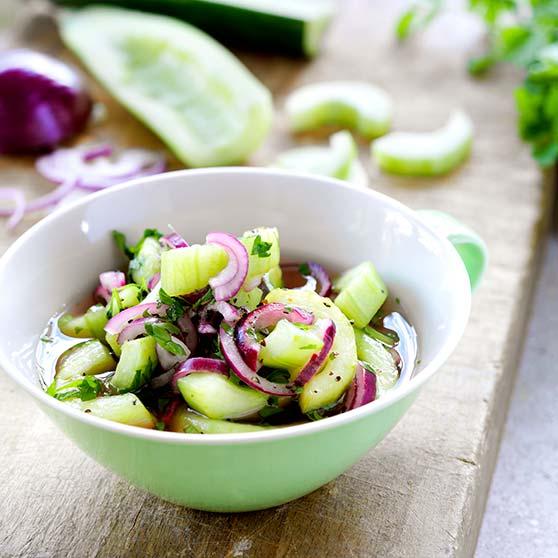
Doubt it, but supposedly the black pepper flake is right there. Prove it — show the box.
[84,409,92,413]
[335,376,341,382]
[132,400,137,406]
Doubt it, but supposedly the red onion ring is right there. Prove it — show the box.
[147,273,160,291]
[161,231,188,249]
[234,303,314,371]
[243,275,262,291]
[117,316,161,345]
[94,285,111,304]
[206,232,248,301]
[99,270,126,292]
[0,188,25,230]
[83,144,112,161]
[294,319,336,386]
[178,314,198,353]
[198,320,217,335]
[344,363,376,411]
[220,328,295,396]
[306,262,332,297]
[207,301,241,323]
[156,337,190,371]
[104,302,168,335]
[172,357,229,392]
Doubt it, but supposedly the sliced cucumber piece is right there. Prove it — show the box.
[160,244,228,296]
[230,287,263,311]
[354,328,399,392]
[265,289,357,413]
[57,340,116,382]
[72,393,155,428]
[372,110,473,176]
[58,313,92,338]
[106,284,143,318]
[170,407,269,434]
[240,227,280,283]
[273,130,357,181]
[60,7,273,167]
[177,373,267,420]
[334,261,388,328]
[111,336,157,392]
[83,305,108,340]
[130,236,162,286]
[55,0,334,57]
[105,332,122,357]
[286,81,393,139]
[263,266,283,291]
[260,319,324,373]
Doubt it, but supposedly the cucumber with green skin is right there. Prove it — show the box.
[170,407,269,434]
[240,227,280,284]
[130,237,161,286]
[56,340,116,382]
[265,289,357,413]
[111,336,157,392]
[55,0,334,57]
[70,393,155,428]
[58,313,92,338]
[60,6,273,167]
[177,373,268,420]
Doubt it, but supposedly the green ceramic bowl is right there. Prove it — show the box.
[0,168,471,512]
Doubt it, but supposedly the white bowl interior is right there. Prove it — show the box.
[0,169,470,398]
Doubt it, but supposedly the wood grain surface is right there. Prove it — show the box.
[0,2,553,557]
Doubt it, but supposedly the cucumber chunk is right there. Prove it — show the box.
[130,236,162,286]
[265,289,357,413]
[57,340,116,382]
[55,0,335,58]
[60,7,273,167]
[230,287,263,311]
[285,81,393,139]
[105,332,122,357]
[160,244,228,296]
[371,110,473,176]
[273,130,357,181]
[177,373,267,420]
[72,394,155,428]
[259,319,324,373]
[240,227,280,283]
[334,262,388,328]
[263,266,283,291]
[107,284,143,318]
[58,313,92,338]
[170,407,269,434]
[83,305,108,340]
[111,336,157,392]
[354,328,399,392]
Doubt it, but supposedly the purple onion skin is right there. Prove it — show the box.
[0,50,92,154]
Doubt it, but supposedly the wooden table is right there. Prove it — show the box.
[0,2,553,557]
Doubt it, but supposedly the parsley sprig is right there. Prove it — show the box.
[47,376,103,402]
[251,235,273,258]
[145,321,187,356]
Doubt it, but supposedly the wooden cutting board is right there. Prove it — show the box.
[0,1,553,557]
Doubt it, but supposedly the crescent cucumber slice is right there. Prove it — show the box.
[372,110,473,176]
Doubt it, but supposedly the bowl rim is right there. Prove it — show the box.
[0,167,471,445]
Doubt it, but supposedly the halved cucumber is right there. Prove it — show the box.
[130,236,161,286]
[333,262,388,328]
[259,319,324,372]
[170,407,269,434]
[230,287,263,311]
[372,110,473,176]
[160,244,228,296]
[273,130,358,181]
[58,313,92,338]
[177,373,267,420]
[285,81,393,139]
[72,393,155,428]
[354,328,399,392]
[265,289,357,413]
[240,227,280,283]
[56,340,116,382]
[83,305,108,340]
[60,6,273,167]
[111,336,157,392]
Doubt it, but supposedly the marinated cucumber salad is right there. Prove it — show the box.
[38,227,417,434]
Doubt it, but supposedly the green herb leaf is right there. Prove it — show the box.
[298,262,311,276]
[298,344,319,351]
[251,235,272,258]
[159,288,186,321]
[112,228,163,260]
[191,288,215,310]
[145,322,186,356]
[47,376,103,402]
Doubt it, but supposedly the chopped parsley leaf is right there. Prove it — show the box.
[47,376,103,402]
[251,235,272,258]
[145,322,186,356]
[159,288,186,321]
[298,262,311,276]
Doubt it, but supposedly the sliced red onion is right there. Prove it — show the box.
[178,314,198,353]
[104,302,168,335]
[160,397,181,425]
[161,231,188,249]
[207,301,241,324]
[243,275,262,291]
[198,319,217,335]
[294,319,336,386]
[36,145,166,190]
[156,337,190,371]
[307,262,332,297]
[234,303,314,371]
[0,188,25,230]
[172,357,229,392]
[99,270,126,292]
[220,328,295,396]
[117,317,161,345]
[344,363,376,411]
[148,273,160,291]
[94,285,111,304]
[206,232,248,301]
